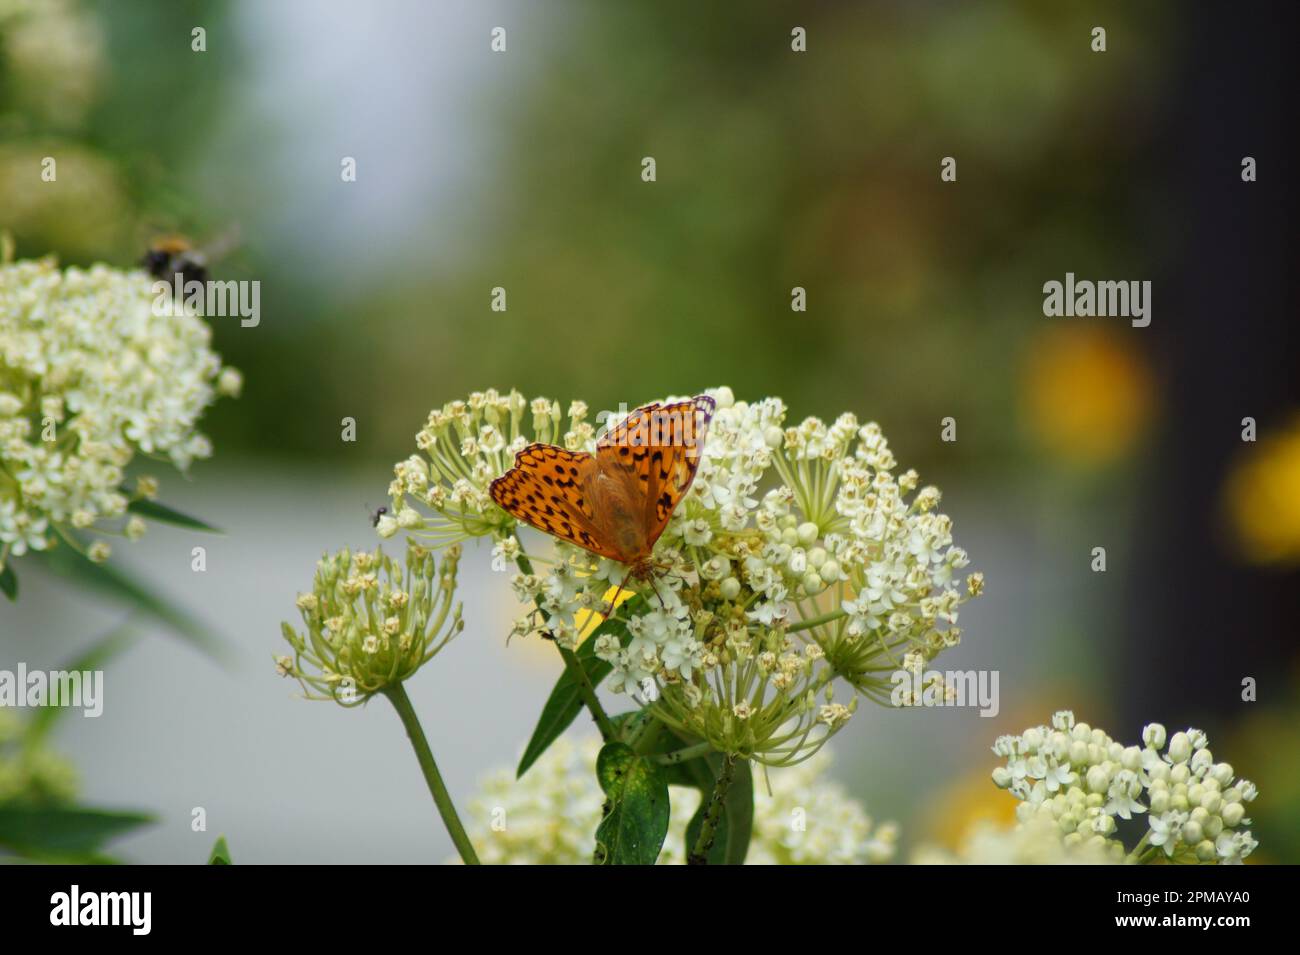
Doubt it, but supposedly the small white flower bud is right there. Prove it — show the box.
[1142,723,1167,749]
[719,577,741,600]
[1120,746,1142,771]
[700,555,730,580]
[1220,801,1245,827]
[1149,789,1170,814]
[1086,765,1109,793]
[796,521,819,545]
[1167,731,1192,763]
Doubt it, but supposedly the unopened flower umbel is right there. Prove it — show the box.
[278,541,464,705]
[992,711,1258,864]
[0,258,238,564]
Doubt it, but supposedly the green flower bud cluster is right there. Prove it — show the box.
[277,540,463,705]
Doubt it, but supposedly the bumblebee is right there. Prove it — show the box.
[142,235,209,288]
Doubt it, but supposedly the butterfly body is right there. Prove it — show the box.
[490,395,715,580]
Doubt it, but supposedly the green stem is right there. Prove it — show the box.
[382,683,480,865]
[558,642,617,740]
[1125,831,1155,865]
[786,608,846,634]
[654,741,712,765]
[628,713,664,755]
[687,753,737,865]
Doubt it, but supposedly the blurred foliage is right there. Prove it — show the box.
[0,709,153,863]
[1227,673,1300,864]
[3,0,1171,472]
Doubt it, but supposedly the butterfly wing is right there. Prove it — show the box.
[489,444,623,560]
[596,395,715,549]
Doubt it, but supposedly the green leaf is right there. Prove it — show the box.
[27,622,138,744]
[125,493,221,533]
[0,561,15,600]
[34,537,226,661]
[0,806,154,858]
[683,757,754,865]
[592,742,669,866]
[207,835,233,864]
[516,597,645,778]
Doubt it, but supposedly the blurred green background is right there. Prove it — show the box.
[3,0,1297,862]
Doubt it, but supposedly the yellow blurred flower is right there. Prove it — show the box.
[917,766,1020,851]
[1224,412,1300,564]
[1022,326,1155,467]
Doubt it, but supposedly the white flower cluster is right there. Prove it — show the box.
[522,391,978,762]
[388,386,980,765]
[913,816,1120,865]
[459,737,896,866]
[992,711,1258,864]
[385,388,594,546]
[517,391,979,654]
[0,259,239,561]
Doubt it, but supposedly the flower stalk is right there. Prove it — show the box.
[688,753,738,865]
[382,683,480,865]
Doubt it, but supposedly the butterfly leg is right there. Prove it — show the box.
[648,575,667,608]
[600,566,635,621]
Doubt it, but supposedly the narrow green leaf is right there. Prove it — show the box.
[125,494,221,533]
[207,835,233,864]
[592,742,670,866]
[0,806,154,856]
[33,539,226,661]
[684,757,754,865]
[516,597,645,778]
[27,622,138,744]
[0,561,15,600]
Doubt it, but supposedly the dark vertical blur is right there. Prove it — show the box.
[1122,4,1299,723]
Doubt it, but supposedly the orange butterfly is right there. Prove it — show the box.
[490,395,716,585]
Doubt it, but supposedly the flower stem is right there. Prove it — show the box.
[382,683,480,865]
[687,753,737,865]
[558,642,617,740]
[786,607,846,634]
[655,741,712,765]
